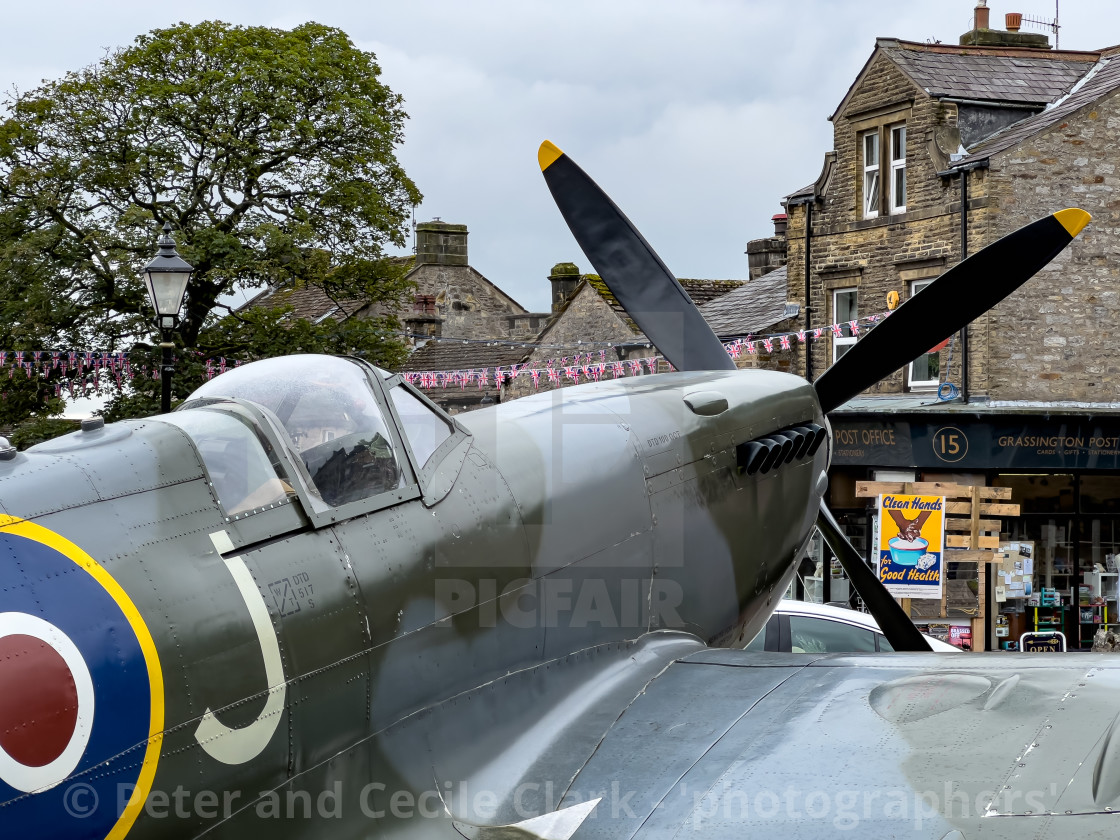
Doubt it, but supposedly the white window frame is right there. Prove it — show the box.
[890,124,906,214]
[833,288,858,364]
[862,130,880,219]
[907,279,940,388]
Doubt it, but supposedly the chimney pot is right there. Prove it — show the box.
[975,1,990,31]
[1006,12,1023,32]
[771,213,788,237]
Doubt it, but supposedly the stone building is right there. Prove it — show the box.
[746,213,789,280]
[504,271,748,400]
[239,263,409,328]
[398,223,797,408]
[392,227,769,410]
[768,16,1120,400]
[403,221,549,345]
[241,220,547,343]
[396,221,552,411]
[400,246,793,409]
[696,265,800,373]
[761,7,1120,648]
[242,218,792,412]
[242,220,553,412]
[781,25,1108,393]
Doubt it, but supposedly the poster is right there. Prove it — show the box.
[877,494,945,599]
[996,542,1034,599]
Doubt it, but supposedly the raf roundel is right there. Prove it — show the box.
[0,516,163,839]
[0,613,96,792]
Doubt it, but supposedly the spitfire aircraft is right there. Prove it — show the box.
[0,140,1111,839]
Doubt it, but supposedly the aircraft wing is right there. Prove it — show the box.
[384,637,1120,839]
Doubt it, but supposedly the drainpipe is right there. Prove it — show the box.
[940,159,990,396]
[804,201,814,383]
[959,169,970,403]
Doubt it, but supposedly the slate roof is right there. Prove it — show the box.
[240,283,368,323]
[786,182,816,202]
[680,278,744,305]
[880,39,1096,105]
[831,39,1101,122]
[584,276,744,328]
[399,340,529,373]
[696,266,797,338]
[238,256,416,322]
[950,54,1120,168]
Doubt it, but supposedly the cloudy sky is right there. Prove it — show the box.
[4,1,1118,312]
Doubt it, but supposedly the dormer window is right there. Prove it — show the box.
[861,122,907,219]
[890,124,907,213]
[862,130,880,219]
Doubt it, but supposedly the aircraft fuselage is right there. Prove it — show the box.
[0,362,827,838]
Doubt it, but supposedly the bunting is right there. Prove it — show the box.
[0,309,896,403]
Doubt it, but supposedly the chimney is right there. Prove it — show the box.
[548,262,581,311]
[746,213,789,281]
[960,4,1050,48]
[415,220,468,266]
[974,1,989,31]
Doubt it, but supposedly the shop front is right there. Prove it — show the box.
[828,407,1120,651]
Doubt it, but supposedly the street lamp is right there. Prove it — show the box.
[142,222,194,413]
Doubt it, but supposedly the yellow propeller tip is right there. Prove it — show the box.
[1055,208,1091,237]
[538,140,564,171]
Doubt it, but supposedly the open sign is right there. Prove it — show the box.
[1020,631,1066,652]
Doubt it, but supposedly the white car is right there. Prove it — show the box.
[744,599,960,653]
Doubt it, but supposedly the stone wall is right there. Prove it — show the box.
[404,220,530,344]
[747,236,787,280]
[415,221,468,266]
[505,281,653,400]
[783,52,997,396]
[984,89,1120,400]
[780,47,1120,404]
[829,54,959,216]
[728,313,802,373]
[409,263,527,341]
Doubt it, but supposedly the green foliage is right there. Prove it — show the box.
[0,20,421,424]
[8,416,76,450]
[207,309,411,369]
[0,371,63,426]
[99,304,412,421]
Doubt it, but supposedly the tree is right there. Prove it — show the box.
[0,20,421,426]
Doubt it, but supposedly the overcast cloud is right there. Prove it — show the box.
[5,1,1120,312]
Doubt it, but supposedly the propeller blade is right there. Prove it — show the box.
[813,208,1091,413]
[539,141,736,372]
[815,502,932,652]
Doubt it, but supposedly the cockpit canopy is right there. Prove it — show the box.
[179,355,453,514]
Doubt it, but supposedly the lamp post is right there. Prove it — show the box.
[141,222,194,413]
